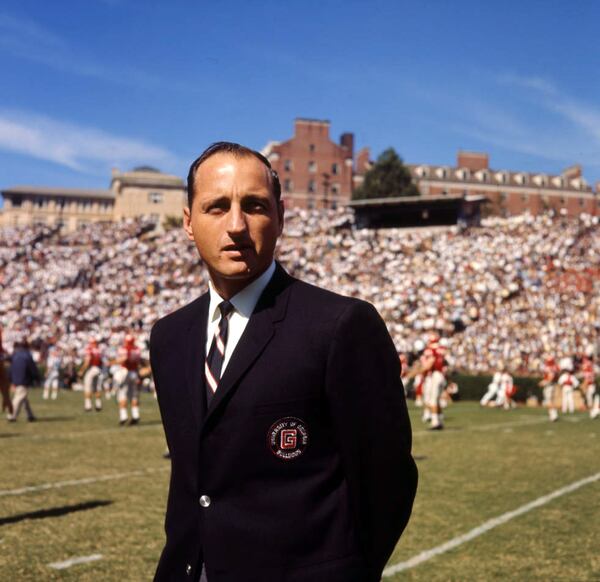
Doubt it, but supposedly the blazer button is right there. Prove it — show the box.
[199,494,211,507]
[185,564,192,575]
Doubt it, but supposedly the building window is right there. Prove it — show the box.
[442,190,448,196]
[500,192,508,202]
[309,144,315,153]
[331,184,340,196]
[149,191,163,204]
[284,179,293,192]
[11,195,22,207]
[308,161,317,173]
[284,159,292,171]
[579,198,585,207]
[331,163,339,175]
[521,193,528,202]
[308,180,316,193]
[307,198,315,209]
[560,197,566,206]
[331,200,338,210]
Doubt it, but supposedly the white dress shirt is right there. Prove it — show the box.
[206,261,276,377]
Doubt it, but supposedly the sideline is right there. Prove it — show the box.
[6,423,163,441]
[383,471,600,577]
[48,554,103,570]
[0,466,169,497]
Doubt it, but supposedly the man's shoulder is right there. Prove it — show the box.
[150,294,207,343]
[288,276,376,320]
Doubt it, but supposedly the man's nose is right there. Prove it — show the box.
[226,205,247,235]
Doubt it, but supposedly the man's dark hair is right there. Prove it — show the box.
[186,141,281,208]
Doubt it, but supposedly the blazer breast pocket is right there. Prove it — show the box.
[253,397,322,417]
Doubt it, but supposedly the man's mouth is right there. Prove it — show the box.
[222,244,253,252]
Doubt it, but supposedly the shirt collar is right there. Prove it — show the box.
[208,261,276,323]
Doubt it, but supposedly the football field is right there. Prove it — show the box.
[1,390,598,581]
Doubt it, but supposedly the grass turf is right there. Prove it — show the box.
[0,391,598,580]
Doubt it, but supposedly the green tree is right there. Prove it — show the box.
[353,148,419,200]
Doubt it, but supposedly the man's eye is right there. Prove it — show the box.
[245,201,267,212]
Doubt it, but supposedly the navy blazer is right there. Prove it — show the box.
[150,263,417,582]
[9,348,40,387]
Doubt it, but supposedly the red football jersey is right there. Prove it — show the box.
[85,345,102,367]
[119,346,141,371]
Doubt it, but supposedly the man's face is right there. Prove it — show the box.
[183,153,284,298]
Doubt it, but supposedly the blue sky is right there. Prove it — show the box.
[1,0,600,198]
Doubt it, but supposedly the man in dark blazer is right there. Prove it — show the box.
[151,142,417,582]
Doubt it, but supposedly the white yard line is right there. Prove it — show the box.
[48,554,103,570]
[469,417,547,432]
[383,471,600,577]
[413,416,546,436]
[0,466,169,497]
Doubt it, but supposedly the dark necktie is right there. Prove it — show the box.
[205,300,234,403]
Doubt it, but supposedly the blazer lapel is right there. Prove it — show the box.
[202,264,293,428]
[185,292,210,426]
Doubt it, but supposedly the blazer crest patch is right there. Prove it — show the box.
[268,417,309,460]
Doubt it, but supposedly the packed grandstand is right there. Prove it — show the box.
[1,209,598,375]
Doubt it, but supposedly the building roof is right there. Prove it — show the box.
[1,185,114,199]
[408,163,593,193]
[295,117,331,125]
[111,167,185,189]
[348,194,465,207]
[132,165,161,173]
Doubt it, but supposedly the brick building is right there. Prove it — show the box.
[262,118,365,210]
[409,151,599,217]
[0,167,186,232]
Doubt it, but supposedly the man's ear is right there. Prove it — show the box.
[277,200,285,236]
[183,206,194,241]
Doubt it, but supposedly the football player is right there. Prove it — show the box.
[539,356,559,422]
[558,357,579,415]
[80,338,104,412]
[115,334,142,425]
[43,344,62,400]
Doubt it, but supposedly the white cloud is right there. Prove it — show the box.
[549,100,600,144]
[497,73,557,96]
[447,73,600,171]
[0,12,164,89]
[498,72,600,145]
[0,110,179,174]
[0,13,69,67]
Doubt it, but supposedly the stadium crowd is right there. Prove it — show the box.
[1,209,598,379]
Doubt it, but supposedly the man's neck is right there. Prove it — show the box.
[209,262,275,301]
